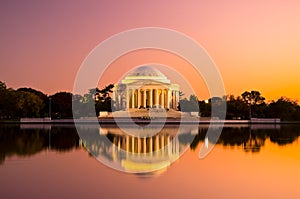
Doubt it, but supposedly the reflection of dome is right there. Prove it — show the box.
[126,66,166,77]
[121,159,170,173]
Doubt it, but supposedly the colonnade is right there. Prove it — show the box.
[126,88,179,109]
[112,134,180,156]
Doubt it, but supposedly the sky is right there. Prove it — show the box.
[1,0,300,101]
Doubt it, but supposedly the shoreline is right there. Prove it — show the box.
[1,118,300,124]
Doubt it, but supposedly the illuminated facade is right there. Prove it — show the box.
[112,66,180,110]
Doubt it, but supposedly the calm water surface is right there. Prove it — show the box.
[0,124,300,199]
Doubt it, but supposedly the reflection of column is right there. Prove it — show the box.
[161,89,165,108]
[176,137,179,154]
[126,136,129,153]
[155,89,159,108]
[167,135,171,156]
[131,137,135,153]
[131,89,135,108]
[150,89,153,107]
[161,135,164,148]
[149,137,153,153]
[112,137,116,159]
[138,89,141,108]
[143,90,146,107]
[118,138,121,150]
[143,138,147,154]
[137,137,141,154]
[155,136,159,151]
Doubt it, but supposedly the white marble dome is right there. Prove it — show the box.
[122,66,170,84]
[126,66,165,77]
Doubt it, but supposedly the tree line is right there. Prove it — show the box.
[180,90,300,121]
[0,81,113,119]
[1,80,300,121]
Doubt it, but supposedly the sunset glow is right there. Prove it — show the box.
[1,0,300,101]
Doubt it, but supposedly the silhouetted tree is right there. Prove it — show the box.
[268,97,299,121]
[226,95,248,119]
[242,91,265,119]
[50,92,73,119]
[0,81,18,119]
[17,87,48,117]
[198,100,211,117]
[15,91,44,118]
[95,84,114,114]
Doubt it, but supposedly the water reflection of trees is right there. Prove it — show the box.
[191,125,300,153]
[1,124,300,165]
[0,125,80,165]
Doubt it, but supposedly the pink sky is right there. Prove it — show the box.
[1,0,300,101]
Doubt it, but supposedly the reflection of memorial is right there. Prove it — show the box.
[80,125,196,173]
[110,133,179,154]
[110,133,180,172]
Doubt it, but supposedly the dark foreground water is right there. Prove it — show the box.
[0,124,300,199]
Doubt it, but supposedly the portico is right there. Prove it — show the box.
[127,87,178,109]
[113,66,180,110]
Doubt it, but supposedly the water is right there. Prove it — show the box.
[0,124,300,199]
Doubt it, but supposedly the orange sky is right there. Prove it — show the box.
[1,0,300,101]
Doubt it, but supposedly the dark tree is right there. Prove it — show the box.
[0,82,18,119]
[95,84,115,114]
[242,91,265,119]
[50,92,73,119]
[268,97,299,121]
[15,91,44,118]
[17,87,48,117]
[226,95,248,119]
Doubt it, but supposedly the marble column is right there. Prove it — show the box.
[143,89,146,107]
[167,89,170,109]
[177,91,180,109]
[150,89,153,107]
[126,89,130,109]
[161,89,165,108]
[131,89,135,108]
[138,89,141,108]
[155,89,159,108]
[174,91,176,109]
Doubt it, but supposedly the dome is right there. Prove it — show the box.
[126,66,166,77]
[122,66,170,84]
